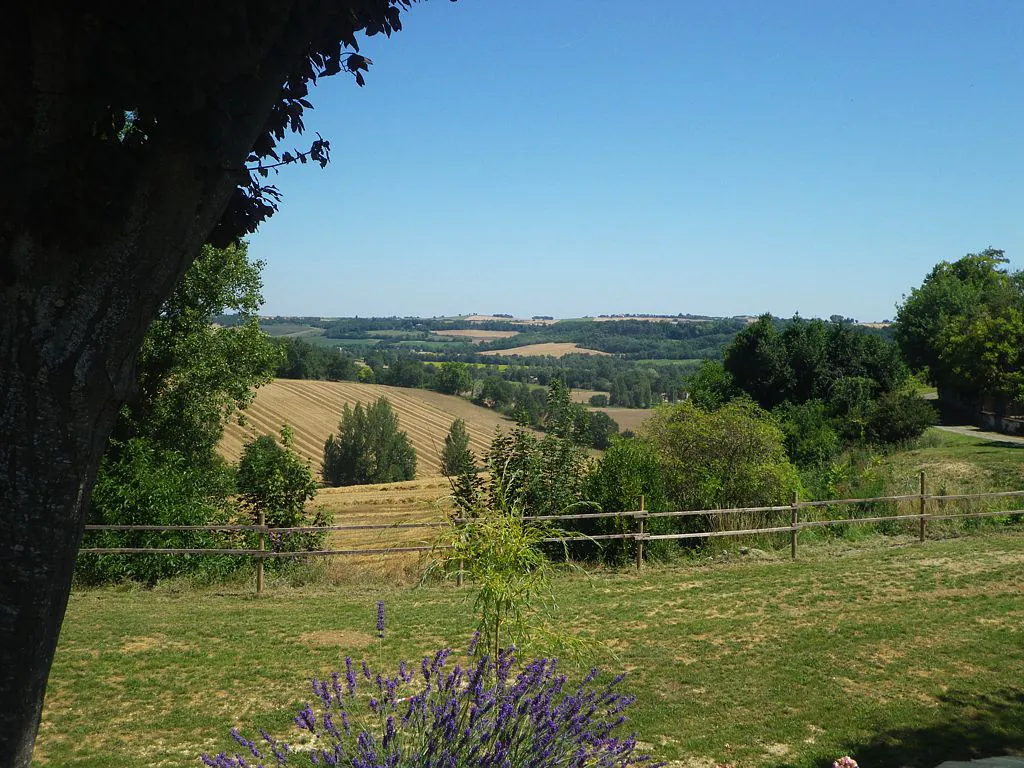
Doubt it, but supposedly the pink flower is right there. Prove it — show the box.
[833,757,859,768]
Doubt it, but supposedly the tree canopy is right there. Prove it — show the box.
[322,398,417,486]
[895,248,1024,401]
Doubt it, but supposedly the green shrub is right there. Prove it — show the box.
[77,438,244,585]
[237,426,324,553]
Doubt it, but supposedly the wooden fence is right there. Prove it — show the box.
[80,471,1024,593]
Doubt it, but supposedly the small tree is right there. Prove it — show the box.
[237,426,324,552]
[440,419,475,477]
[322,398,417,486]
[435,362,473,395]
[588,411,619,450]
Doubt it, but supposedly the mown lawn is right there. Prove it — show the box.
[36,531,1024,767]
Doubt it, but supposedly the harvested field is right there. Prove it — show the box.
[464,314,556,325]
[479,343,610,358]
[570,389,607,404]
[311,477,453,582]
[592,315,708,323]
[596,407,655,433]
[220,379,523,476]
[431,329,520,343]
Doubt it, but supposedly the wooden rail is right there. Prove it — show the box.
[81,473,1024,593]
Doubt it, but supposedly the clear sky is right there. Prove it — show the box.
[249,0,1024,321]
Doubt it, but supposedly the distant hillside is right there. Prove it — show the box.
[220,379,527,477]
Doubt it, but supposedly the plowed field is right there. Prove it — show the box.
[219,379,520,476]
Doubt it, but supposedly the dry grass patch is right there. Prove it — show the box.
[479,342,610,358]
[431,329,520,343]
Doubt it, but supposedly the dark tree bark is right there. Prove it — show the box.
[0,154,239,766]
[0,3,416,762]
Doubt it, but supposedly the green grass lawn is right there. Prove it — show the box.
[36,531,1024,767]
[877,429,1024,495]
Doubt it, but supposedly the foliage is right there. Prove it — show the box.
[589,393,610,407]
[589,411,620,450]
[643,399,800,511]
[772,400,840,468]
[322,398,417,486]
[237,427,324,552]
[482,426,591,520]
[685,360,738,411]
[894,248,1021,398]
[440,419,474,477]
[202,640,654,768]
[610,370,656,408]
[82,243,280,584]
[434,485,566,657]
[273,337,358,381]
[723,314,933,451]
[76,439,242,585]
[113,242,281,465]
[864,390,937,445]
[543,379,592,446]
[433,361,473,395]
[724,314,908,412]
[582,437,671,563]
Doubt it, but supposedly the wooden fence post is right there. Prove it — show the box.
[790,489,799,560]
[256,510,265,595]
[919,470,927,543]
[635,495,646,570]
[456,518,464,588]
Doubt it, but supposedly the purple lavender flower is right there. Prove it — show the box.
[344,656,356,695]
[205,636,660,768]
[376,600,386,638]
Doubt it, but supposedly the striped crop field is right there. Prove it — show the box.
[219,379,523,477]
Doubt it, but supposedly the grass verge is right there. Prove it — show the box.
[38,530,1024,767]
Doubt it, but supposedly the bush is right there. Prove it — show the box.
[774,399,840,467]
[865,390,937,445]
[78,438,244,585]
[644,398,801,512]
[237,426,325,552]
[588,410,620,450]
[583,437,673,563]
[589,393,609,407]
[202,636,657,768]
[322,397,417,486]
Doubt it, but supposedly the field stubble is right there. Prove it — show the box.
[220,379,527,477]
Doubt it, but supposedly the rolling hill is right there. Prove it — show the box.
[219,379,524,477]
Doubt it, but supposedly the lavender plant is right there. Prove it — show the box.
[201,635,658,768]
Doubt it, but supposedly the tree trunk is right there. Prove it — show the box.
[0,157,237,766]
[0,5,380,761]
[0,313,124,767]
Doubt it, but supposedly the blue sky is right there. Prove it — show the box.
[250,1,1024,321]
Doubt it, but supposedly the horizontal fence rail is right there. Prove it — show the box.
[80,472,1024,592]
